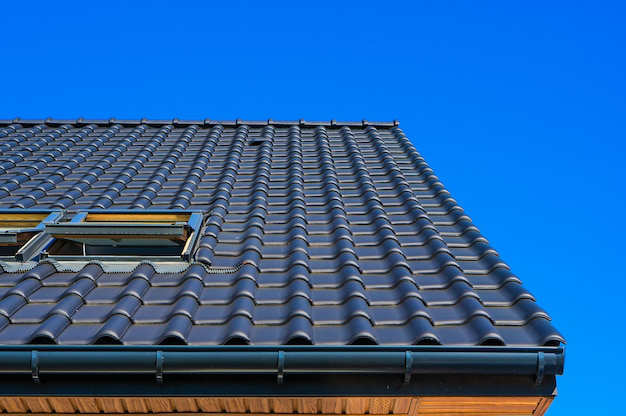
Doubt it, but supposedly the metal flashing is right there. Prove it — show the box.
[0,259,245,274]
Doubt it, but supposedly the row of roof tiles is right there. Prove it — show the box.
[0,263,557,346]
[0,121,564,347]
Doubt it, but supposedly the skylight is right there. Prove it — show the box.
[40,210,203,262]
[0,210,63,261]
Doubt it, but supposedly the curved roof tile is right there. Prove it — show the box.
[0,120,564,346]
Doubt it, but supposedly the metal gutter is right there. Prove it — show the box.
[0,345,564,380]
[0,346,564,397]
[0,118,400,128]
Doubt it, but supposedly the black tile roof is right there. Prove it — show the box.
[0,119,564,346]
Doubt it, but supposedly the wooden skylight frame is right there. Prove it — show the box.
[40,210,203,262]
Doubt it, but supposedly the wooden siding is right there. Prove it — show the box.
[0,397,554,416]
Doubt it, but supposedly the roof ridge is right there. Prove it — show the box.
[0,118,400,128]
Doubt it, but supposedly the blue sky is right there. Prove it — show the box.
[1,1,625,413]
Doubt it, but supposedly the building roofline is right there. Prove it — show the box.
[0,118,400,128]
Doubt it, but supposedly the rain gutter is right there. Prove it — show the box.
[0,345,564,386]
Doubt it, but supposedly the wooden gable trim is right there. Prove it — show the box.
[533,397,554,416]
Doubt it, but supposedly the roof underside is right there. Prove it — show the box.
[0,396,555,416]
[0,120,564,346]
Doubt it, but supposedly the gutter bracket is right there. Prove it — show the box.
[31,350,40,385]
[404,351,413,385]
[156,350,164,385]
[277,350,284,385]
[534,351,545,386]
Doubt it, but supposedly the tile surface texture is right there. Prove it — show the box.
[0,120,564,346]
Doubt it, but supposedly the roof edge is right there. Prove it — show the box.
[0,118,400,128]
[0,345,565,376]
[0,346,563,397]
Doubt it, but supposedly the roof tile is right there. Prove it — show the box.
[0,120,564,346]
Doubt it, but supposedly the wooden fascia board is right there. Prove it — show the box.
[0,396,555,415]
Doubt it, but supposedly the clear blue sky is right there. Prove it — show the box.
[1,1,624,414]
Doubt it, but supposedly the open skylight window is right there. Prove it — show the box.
[0,210,63,261]
[41,210,203,262]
